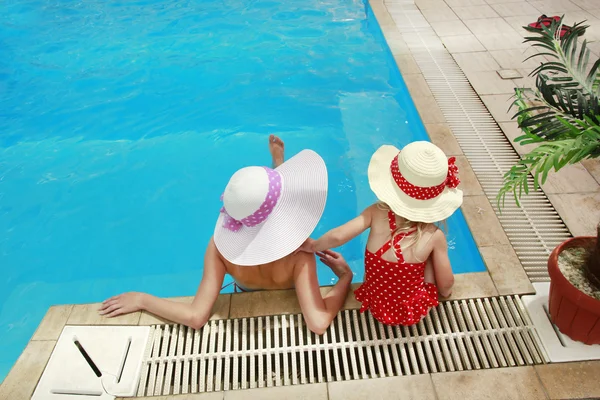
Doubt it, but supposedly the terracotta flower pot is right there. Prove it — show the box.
[548,236,600,344]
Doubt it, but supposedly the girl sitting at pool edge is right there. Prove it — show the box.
[99,135,352,335]
[300,141,459,326]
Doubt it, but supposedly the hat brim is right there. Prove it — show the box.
[214,149,328,266]
[368,145,463,223]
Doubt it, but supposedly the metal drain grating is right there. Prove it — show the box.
[383,2,573,281]
[136,296,546,396]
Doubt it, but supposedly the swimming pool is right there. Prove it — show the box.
[0,0,486,382]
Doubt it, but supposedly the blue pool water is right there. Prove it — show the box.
[0,0,486,382]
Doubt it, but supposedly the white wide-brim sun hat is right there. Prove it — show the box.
[368,142,463,223]
[214,149,327,266]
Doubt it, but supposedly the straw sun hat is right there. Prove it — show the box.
[214,149,327,266]
[368,141,463,223]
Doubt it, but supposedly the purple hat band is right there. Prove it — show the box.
[220,167,282,232]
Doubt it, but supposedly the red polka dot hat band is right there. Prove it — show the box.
[390,154,460,201]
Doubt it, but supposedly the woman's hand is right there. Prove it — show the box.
[98,292,146,318]
[317,249,352,279]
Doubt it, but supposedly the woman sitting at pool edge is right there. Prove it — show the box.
[99,135,353,335]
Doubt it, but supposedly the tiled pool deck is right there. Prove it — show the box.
[2,0,600,398]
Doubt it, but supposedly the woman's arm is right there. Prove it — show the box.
[293,250,352,335]
[303,205,375,253]
[430,230,454,298]
[99,238,226,329]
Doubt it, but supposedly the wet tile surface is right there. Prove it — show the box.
[328,375,437,400]
[449,271,499,299]
[67,303,141,325]
[413,96,446,123]
[479,244,534,295]
[454,156,484,196]
[0,341,56,400]
[535,361,600,400]
[425,123,463,156]
[32,305,73,341]
[431,367,547,400]
[229,289,302,319]
[547,192,600,237]
[461,196,511,247]
[404,73,433,97]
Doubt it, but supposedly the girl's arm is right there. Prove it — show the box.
[430,230,454,297]
[99,238,226,329]
[303,204,376,253]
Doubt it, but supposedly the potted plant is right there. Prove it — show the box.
[497,17,600,344]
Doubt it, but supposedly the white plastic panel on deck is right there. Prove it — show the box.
[32,325,150,400]
[522,283,600,363]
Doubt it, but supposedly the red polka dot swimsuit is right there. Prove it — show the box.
[354,211,439,326]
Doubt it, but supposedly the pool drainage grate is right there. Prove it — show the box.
[381,1,573,282]
[136,296,546,396]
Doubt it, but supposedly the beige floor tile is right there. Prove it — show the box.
[445,0,487,6]
[67,303,141,325]
[463,17,516,35]
[571,0,598,9]
[535,361,600,400]
[475,32,528,51]
[138,294,231,325]
[540,163,599,194]
[490,2,539,16]
[479,244,534,295]
[465,71,517,95]
[32,305,73,341]
[588,9,600,19]
[129,394,223,400]
[480,94,516,123]
[415,0,449,10]
[461,195,511,247]
[454,156,484,196]
[430,20,472,36]
[413,96,447,123]
[489,48,545,69]
[425,123,463,156]
[448,272,499,299]
[548,192,600,237]
[421,6,460,23]
[499,121,538,155]
[328,375,437,400]
[431,367,547,400]
[441,35,486,53]
[394,54,421,74]
[224,383,328,400]
[485,0,529,4]
[229,289,302,318]
[548,10,597,26]
[403,73,433,97]
[0,341,56,400]
[528,0,583,12]
[582,158,600,185]
[452,51,501,71]
[452,5,499,20]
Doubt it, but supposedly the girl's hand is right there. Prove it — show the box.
[98,292,145,318]
[297,238,316,253]
[317,249,352,279]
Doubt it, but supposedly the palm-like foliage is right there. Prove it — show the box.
[497,17,600,208]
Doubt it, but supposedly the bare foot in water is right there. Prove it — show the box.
[269,134,285,167]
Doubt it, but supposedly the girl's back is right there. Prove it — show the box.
[366,204,438,266]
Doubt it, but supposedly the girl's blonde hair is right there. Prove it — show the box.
[376,202,446,254]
